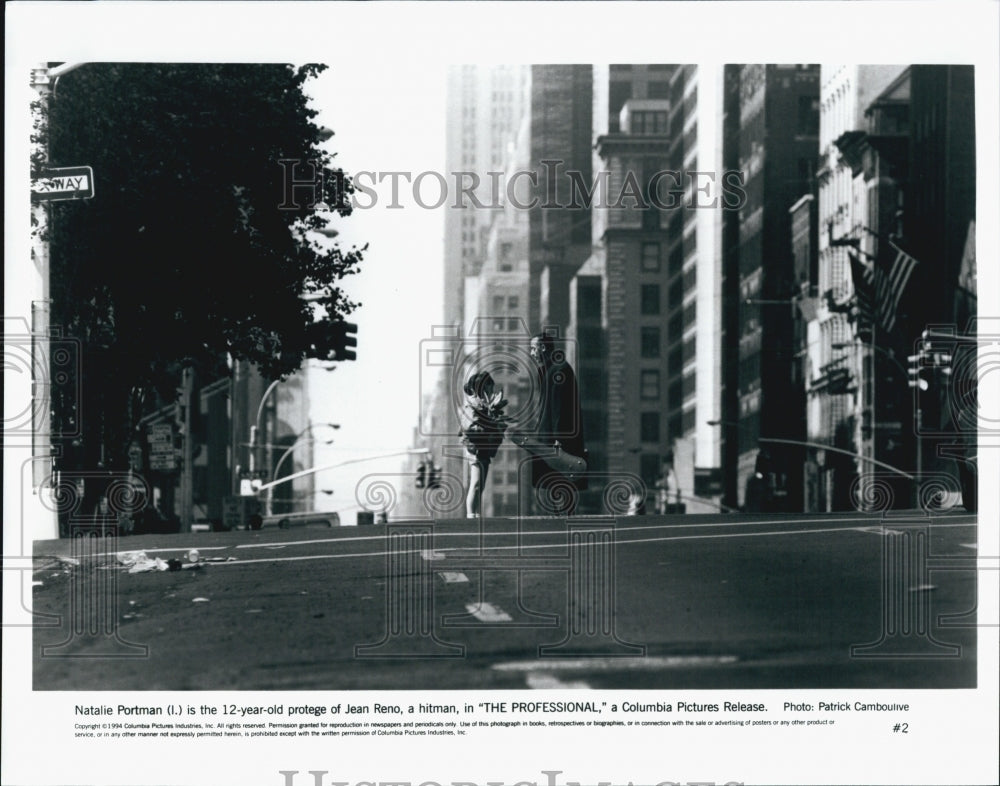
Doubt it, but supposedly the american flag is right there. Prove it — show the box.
[875,241,919,334]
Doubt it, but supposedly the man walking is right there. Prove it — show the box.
[515,332,587,515]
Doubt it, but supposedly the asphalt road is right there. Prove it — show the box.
[30,510,979,690]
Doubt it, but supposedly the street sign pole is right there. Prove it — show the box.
[26,63,94,539]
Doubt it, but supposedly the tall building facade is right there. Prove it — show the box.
[803,64,974,510]
[726,64,820,510]
[593,96,674,497]
[580,64,725,510]
[663,65,725,509]
[528,65,594,333]
[426,66,530,501]
[807,65,908,510]
[443,65,529,332]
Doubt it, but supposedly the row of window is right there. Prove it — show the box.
[636,408,695,450]
[640,310,695,357]
[492,295,519,311]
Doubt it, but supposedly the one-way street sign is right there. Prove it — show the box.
[31,165,95,202]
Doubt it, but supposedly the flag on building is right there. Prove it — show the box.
[848,250,875,341]
[875,241,919,334]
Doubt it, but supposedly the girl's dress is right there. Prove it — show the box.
[459,389,508,464]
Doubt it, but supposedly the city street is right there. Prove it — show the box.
[30,510,979,691]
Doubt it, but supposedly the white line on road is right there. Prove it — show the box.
[525,674,591,689]
[465,602,513,622]
[493,655,739,672]
[139,520,978,568]
[225,512,977,552]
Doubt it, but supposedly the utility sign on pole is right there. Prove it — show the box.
[31,165,94,202]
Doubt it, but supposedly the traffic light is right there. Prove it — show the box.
[332,321,358,361]
[907,354,930,391]
[427,464,442,489]
[415,462,426,488]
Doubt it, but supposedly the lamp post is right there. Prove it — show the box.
[266,422,339,514]
[248,378,282,475]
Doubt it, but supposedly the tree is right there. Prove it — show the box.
[35,63,365,471]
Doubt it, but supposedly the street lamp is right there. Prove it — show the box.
[268,437,335,515]
[265,422,339,514]
[248,378,283,475]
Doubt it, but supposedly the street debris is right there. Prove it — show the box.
[192,597,210,603]
[118,551,169,573]
[117,550,211,573]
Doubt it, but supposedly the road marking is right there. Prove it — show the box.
[227,512,977,551]
[148,520,979,568]
[525,674,591,689]
[493,655,739,672]
[439,572,469,583]
[421,549,446,561]
[67,513,977,564]
[855,526,906,536]
[466,602,512,622]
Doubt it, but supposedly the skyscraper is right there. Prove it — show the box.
[725,64,820,510]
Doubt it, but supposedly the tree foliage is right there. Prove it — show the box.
[42,63,363,381]
[37,63,364,466]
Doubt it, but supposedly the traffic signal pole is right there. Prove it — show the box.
[255,449,431,495]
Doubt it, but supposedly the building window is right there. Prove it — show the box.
[640,454,661,486]
[507,295,519,309]
[641,242,661,272]
[641,327,660,358]
[668,379,683,409]
[647,80,671,99]
[641,412,660,443]
[578,326,603,359]
[632,110,669,135]
[798,95,820,136]
[579,282,602,315]
[668,244,683,276]
[641,284,660,315]
[640,369,660,399]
